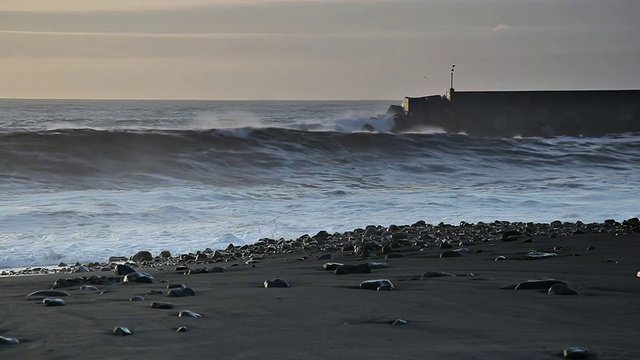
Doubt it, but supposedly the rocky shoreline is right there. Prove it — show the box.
[4,218,639,277]
[1,218,639,359]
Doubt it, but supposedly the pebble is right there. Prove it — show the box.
[129,296,144,302]
[360,279,395,291]
[334,263,371,275]
[563,346,590,359]
[123,272,154,283]
[27,290,70,297]
[548,284,580,295]
[176,326,189,333]
[0,335,20,345]
[494,256,507,261]
[421,271,456,278]
[637,271,640,278]
[323,262,344,271]
[514,278,568,290]
[391,319,408,325]
[113,327,133,336]
[178,310,203,318]
[385,253,406,259]
[79,285,99,291]
[151,301,175,309]
[439,250,462,258]
[522,251,558,260]
[43,297,66,306]
[167,288,196,297]
[167,284,187,289]
[367,262,390,269]
[114,264,137,276]
[131,251,153,262]
[264,279,289,288]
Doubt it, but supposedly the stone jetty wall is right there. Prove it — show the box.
[394,89,640,137]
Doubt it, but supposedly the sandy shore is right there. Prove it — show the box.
[1,222,639,359]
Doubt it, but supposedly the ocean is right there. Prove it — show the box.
[1,99,638,269]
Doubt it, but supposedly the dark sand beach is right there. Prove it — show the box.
[1,220,639,359]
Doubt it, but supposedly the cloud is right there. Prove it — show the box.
[493,23,511,32]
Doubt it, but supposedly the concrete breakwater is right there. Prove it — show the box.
[389,89,640,137]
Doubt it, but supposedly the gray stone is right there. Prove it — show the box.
[264,279,289,288]
[421,271,456,279]
[522,251,558,260]
[439,250,462,258]
[113,327,133,336]
[367,262,390,269]
[334,263,371,275]
[495,256,507,261]
[323,262,344,271]
[385,253,406,259]
[151,301,175,309]
[27,290,70,297]
[123,272,154,283]
[563,347,590,359]
[176,326,188,333]
[159,250,172,258]
[178,310,203,318]
[167,287,195,297]
[167,284,186,289]
[131,251,153,262]
[548,284,580,295]
[80,285,99,291]
[0,335,20,345]
[515,278,567,290]
[129,296,144,302]
[360,279,395,291]
[114,264,136,275]
[43,297,65,307]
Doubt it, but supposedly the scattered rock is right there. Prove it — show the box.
[522,251,558,260]
[176,326,188,333]
[43,297,65,307]
[147,290,164,295]
[391,319,408,325]
[514,278,568,290]
[323,262,344,271]
[334,263,371,275]
[495,256,507,261]
[563,346,590,359]
[27,290,70,298]
[439,250,462,258]
[159,250,172,258]
[114,264,136,276]
[167,284,186,289]
[421,271,456,279]
[123,272,154,283]
[79,285,99,291]
[264,279,289,288]
[74,265,90,273]
[131,251,153,262]
[113,327,133,336]
[151,301,175,309]
[0,335,20,345]
[167,288,195,297]
[367,262,390,269]
[548,284,580,295]
[178,310,203,318]
[129,296,144,302]
[360,279,395,291]
[385,253,406,259]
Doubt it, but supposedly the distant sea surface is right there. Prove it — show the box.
[1,99,638,268]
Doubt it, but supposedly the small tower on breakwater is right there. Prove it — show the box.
[446,64,455,101]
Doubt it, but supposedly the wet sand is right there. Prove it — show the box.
[1,226,639,359]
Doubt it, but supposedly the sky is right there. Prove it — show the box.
[0,0,638,100]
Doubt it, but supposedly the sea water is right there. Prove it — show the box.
[1,99,638,268]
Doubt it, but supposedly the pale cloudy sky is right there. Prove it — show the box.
[0,0,638,100]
